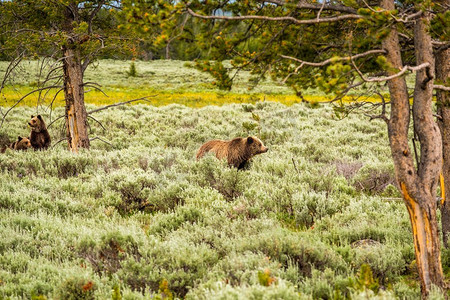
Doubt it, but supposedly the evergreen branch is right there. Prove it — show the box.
[186,8,361,24]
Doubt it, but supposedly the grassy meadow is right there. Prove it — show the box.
[0,60,448,299]
[0,60,381,108]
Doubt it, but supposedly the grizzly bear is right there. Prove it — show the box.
[28,115,51,150]
[196,136,268,169]
[1,136,32,153]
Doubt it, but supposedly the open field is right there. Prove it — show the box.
[0,60,383,109]
[1,102,449,299]
[0,60,448,299]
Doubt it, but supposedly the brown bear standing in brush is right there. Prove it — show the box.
[28,115,51,150]
[0,136,32,153]
[196,136,268,169]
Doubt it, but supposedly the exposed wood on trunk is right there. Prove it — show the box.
[61,1,90,153]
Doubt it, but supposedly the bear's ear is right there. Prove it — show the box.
[18,136,23,141]
[247,136,254,144]
[37,115,42,120]
[31,115,34,118]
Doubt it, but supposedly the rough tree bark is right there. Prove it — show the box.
[436,0,450,248]
[62,46,90,152]
[382,0,445,295]
[62,2,90,152]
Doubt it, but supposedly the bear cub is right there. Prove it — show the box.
[196,136,268,169]
[28,115,51,150]
[1,136,32,153]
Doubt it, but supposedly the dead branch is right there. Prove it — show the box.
[87,96,157,115]
[51,137,68,149]
[186,8,362,25]
[47,114,65,129]
[281,49,386,82]
[262,0,357,13]
[0,85,62,130]
[0,51,25,94]
[363,92,389,123]
[90,136,113,147]
[88,115,106,131]
[83,82,108,97]
[47,95,158,129]
[291,158,299,174]
[352,57,430,82]
[48,87,65,122]
[433,84,450,92]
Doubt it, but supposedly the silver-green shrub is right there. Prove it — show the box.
[0,102,426,299]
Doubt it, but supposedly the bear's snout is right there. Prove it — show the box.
[261,147,268,153]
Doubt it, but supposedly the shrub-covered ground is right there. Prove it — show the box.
[1,101,449,299]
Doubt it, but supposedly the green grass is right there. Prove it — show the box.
[1,101,440,299]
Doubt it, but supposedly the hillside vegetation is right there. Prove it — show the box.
[2,101,449,299]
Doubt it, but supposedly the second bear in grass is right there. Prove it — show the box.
[1,136,32,153]
[196,136,268,169]
[28,115,51,150]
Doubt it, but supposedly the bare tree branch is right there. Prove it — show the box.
[83,82,109,97]
[87,96,157,114]
[261,0,358,14]
[281,49,386,82]
[351,57,430,82]
[90,136,113,147]
[51,137,67,149]
[0,85,62,129]
[186,8,362,25]
[87,115,106,131]
[0,51,25,94]
[434,84,450,92]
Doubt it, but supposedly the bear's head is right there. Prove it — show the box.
[28,115,46,132]
[246,136,268,156]
[15,136,32,150]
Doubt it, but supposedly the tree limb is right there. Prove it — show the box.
[261,0,358,14]
[89,136,113,147]
[0,85,62,129]
[434,85,450,92]
[87,96,157,114]
[186,8,362,25]
[281,49,386,82]
[352,59,430,82]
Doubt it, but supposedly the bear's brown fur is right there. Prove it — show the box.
[1,136,32,153]
[28,115,51,150]
[196,136,268,169]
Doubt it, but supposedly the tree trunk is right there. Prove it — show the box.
[381,0,445,296]
[62,45,90,152]
[436,0,450,248]
[61,1,90,153]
